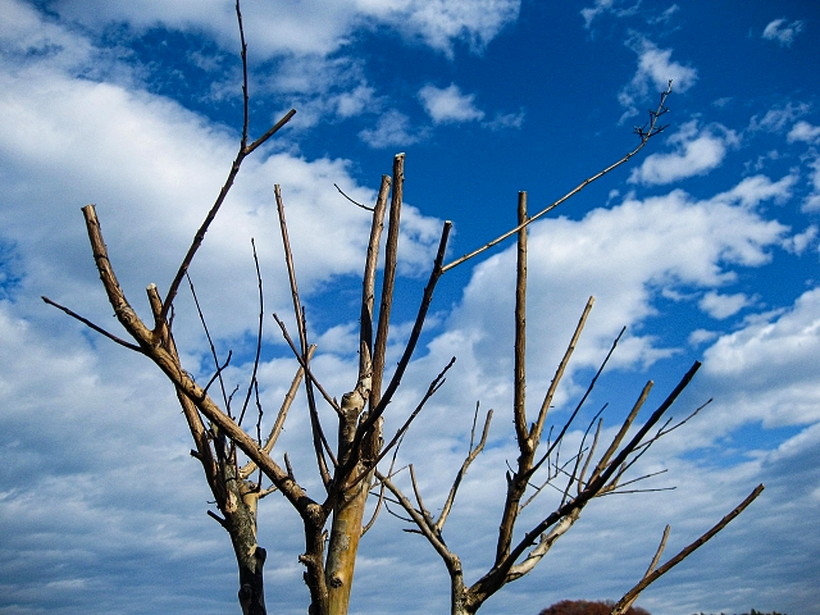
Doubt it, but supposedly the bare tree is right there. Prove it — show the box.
[42,3,763,615]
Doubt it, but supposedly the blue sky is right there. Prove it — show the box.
[1,1,818,614]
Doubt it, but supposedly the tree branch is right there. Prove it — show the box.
[41,294,144,353]
[442,83,672,272]
[611,484,765,615]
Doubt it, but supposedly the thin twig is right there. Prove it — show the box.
[187,273,231,409]
[41,295,144,353]
[238,238,265,427]
[160,108,296,323]
[272,314,340,413]
[532,325,626,477]
[236,0,249,149]
[347,357,456,492]
[335,183,374,211]
[437,405,493,532]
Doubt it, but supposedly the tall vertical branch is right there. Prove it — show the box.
[370,153,405,409]
[274,184,331,487]
[360,175,391,381]
[359,219,452,431]
[496,192,532,565]
[513,191,529,444]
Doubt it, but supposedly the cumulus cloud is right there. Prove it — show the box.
[483,109,526,130]
[782,225,817,254]
[802,157,820,212]
[762,18,805,47]
[0,22,442,350]
[787,120,820,144]
[619,37,697,118]
[385,0,521,56]
[713,173,796,208]
[699,290,753,319]
[418,83,485,124]
[701,287,820,427]
[629,121,738,185]
[425,182,790,412]
[49,0,520,58]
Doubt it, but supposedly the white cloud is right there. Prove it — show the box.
[782,225,817,254]
[377,0,521,56]
[701,287,820,427]
[359,109,426,148]
[427,183,790,413]
[749,101,810,134]
[699,290,753,319]
[619,37,697,117]
[334,84,378,118]
[49,0,520,59]
[762,18,805,47]
[804,157,820,212]
[580,0,641,29]
[419,83,485,124]
[713,173,796,208]
[787,120,820,144]
[688,328,718,346]
[417,84,523,131]
[483,109,526,130]
[629,121,738,185]
[581,0,617,28]
[259,54,381,126]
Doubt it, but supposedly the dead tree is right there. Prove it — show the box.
[42,3,763,615]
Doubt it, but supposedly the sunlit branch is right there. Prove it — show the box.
[371,155,404,409]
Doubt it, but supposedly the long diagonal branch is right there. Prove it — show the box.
[442,82,672,273]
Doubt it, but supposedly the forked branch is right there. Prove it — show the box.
[611,484,765,615]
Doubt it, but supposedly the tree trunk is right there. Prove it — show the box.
[236,544,267,615]
[325,475,370,615]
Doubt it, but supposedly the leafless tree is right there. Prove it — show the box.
[42,3,763,615]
